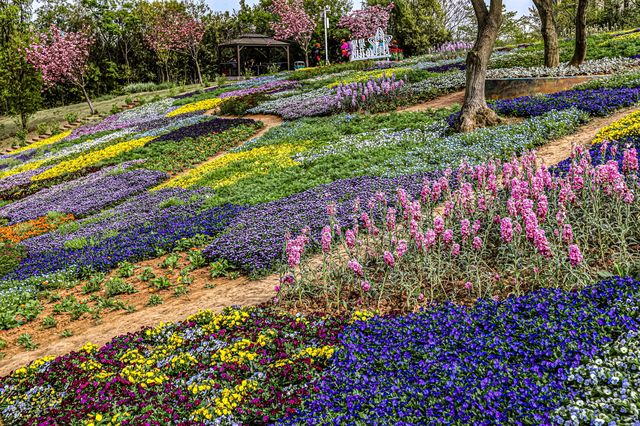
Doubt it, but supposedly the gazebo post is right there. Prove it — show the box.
[286,46,290,70]
[236,45,241,77]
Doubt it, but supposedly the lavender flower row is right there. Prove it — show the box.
[0,162,167,224]
[7,189,243,279]
[218,79,300,99]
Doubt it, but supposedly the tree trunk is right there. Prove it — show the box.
[194,55,203,85]
[569,0,588,66]
[533,0,560,67]
[457,0,503,133]
[20,112,28,131]
[80,84,95,115]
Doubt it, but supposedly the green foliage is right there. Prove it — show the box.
[187,250,207,268]
[173,234,213,251]
[0,11,42,132]
[0,240,26,277]
[101,124,260,174]
[121,81,176,95]
[367,0,448,55]
[117,261,135,278]
[151,276,172,290]
[60,329,73,338]
[65,112,78,123]
[41,316,57,329]
[82,273,105,294]
[161,253,179,269]
[147,294,163,306]
[210,259,231,278]
[16,333,37,350]
[219,94,268,116]
[137,267,156,282]
[104,278,137,297]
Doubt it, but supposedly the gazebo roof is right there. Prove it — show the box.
[219,33,290,48]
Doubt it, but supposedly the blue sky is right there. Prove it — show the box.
[209,0,534,16]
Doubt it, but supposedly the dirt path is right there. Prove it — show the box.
[536,104,640,165]
[399,90,465,112]
[0,256,277,376]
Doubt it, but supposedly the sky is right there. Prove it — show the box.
[209,0,534,16]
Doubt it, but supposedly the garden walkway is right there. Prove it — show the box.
[3,98,639,376]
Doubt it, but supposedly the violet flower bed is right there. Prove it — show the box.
[6,188,243,279]
[204,171,447,271]
[153,117,257,143]
[491,87,640,117]
[0,162,167,224]
[280,276,640,425]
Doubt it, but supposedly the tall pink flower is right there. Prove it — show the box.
[383,251,395,268]
[622,146,639,173]
[321,226,332,253]
[442,229,454,245]
[396,240,408,258]
[348,259,364,276]
[451,243,461,257]
[386,208,397,231]
[460,219,471,241]
[472,236,483,250]
[326,203,337,216]
[568,244,583,266]
[500,217,514,243]
[534,228,552,258]
[361,280,371,292]
[345,229,356,248]
[536,194,549,222]
[562,224,574,244]
[434,216,445,234]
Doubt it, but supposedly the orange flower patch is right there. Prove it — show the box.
[0,214,74,243]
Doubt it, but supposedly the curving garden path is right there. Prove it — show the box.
[2,93,639,376]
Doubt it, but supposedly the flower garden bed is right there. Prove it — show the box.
[1,38,640,426]
[1,277,639,424]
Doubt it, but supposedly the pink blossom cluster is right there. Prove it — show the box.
[25,25,93,88]
[338,4,395,39]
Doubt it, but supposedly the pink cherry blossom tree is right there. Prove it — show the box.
[25,25,96,114]
[173,15,206,85]
[271,0,316,67]
[145,9,206,84]
[338,3,395,39]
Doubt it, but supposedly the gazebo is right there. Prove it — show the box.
[218,33,291,77]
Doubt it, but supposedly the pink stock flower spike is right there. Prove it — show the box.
[383,251,395,268]
[348,259,364,277]
[568,244,583,267]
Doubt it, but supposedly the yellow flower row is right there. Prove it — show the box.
[156,143,304,189]
[593,110,640,144]
[0,160,46,180]
[32,136,155,181]
[326,67,412,88]
[167,97,229,117]
[11,130,72,154]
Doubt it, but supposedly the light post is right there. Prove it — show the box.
[321,6,330,64]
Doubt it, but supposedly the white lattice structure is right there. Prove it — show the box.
[349,28,392,61]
